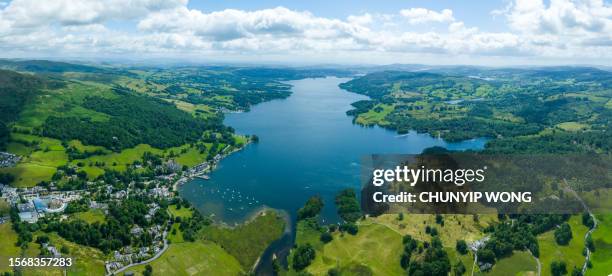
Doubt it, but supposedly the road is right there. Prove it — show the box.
[106,230,169,276]
[563,179,597,275]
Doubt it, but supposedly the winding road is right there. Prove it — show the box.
[106,230,169,276]
[563,179,597,275]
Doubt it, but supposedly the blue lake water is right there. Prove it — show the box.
[179,77,487,273]
[180,77,487,224]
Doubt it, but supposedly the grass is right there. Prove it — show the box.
[303,223,405,276]
[448,248,477,275]
[67,140,107,153]
[0,163,57,187]
[72,209,106,224]
[73,142,223,178]
[200,211,285,270]
[17,82,114,128]
[0,199,10,216]
[45,233,106,276]
[580,189,612,213]
[605,99,612,109]
[556,122,589,131]
[71,144,163,178]
[537,215,589,276]
[287,214,495,275]
[294,219,325,250]
[587,213,612,275]
[125,241,243,276]
[355,104,393,126]
[0,223,21,273]
[168,205,194,219]
[3,133,68,187]
[168,223,185,243]
[478,251,537,276]
[172,145,208,167]
[367,214,495,247]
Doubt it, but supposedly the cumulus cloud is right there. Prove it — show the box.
[505,0,612,34]
[400,8,455,24]
[0,0,610,64]
[1,0,185,27]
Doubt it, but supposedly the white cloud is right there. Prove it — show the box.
[400,8,455,24]
[0,0,611,64]
[1,0,185,28]
[506,0,612,34]
[347,13,373,26]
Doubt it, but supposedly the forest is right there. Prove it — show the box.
[340,67,612,153]
[42,92,231,151]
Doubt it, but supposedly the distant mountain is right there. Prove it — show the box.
[0,59,106,73]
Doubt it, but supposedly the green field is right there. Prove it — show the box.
[355,104,394,126]
[2,133,68,187]
[72,209,106,224]
[44,233,106,276]
[479,251,537,276]
[556,122,589,131]
[447,247,477,275]
[303,223,405,276]
[538,216,589,276]
[368,214,495,247]
[125,241,243,276]
[200,211,285,270]
[0,199,10,216]
[16,82,114,129]
[0,163,57,187]
[0,223,21,273]
[168,205,194,219]
[587,213,612,275]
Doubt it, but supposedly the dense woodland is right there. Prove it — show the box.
[0,70,47,150]
[341,68,612,153]
[42,91,231,151]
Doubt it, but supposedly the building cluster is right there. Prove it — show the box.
[1,184,84,223]
[0,152,20,168]
[105,224,166,274]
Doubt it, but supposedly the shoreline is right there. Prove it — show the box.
[172,137,253,192]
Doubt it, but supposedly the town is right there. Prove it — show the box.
[0,146,232,275]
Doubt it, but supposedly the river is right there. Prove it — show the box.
[179,77,487,274]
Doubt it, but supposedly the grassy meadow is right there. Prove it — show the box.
[537,215,589,276]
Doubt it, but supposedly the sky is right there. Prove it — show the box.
[0,0,611,66]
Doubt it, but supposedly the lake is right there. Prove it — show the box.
[179,77,487,272]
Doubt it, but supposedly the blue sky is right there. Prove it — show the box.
[186,0,505,30]
[0,0,611,65]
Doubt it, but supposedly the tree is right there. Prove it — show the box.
[327,268,340,276]
[35,235,49,245]
[272,259,281,274]
[478,249,496,264]
[297,196,324,221]
[400,252,411,269]
[551,260,567,276]
[585,235,595,252]
[293,244,316,271]
[335,189,361,222]
[554,223,573,245]
[339,222,358,235]
[320,232,333,243]
[456,240,468,255]
[571,266,582,276]
[144,264,153,276]
[454,260,466,276]
[582,212,594,229]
